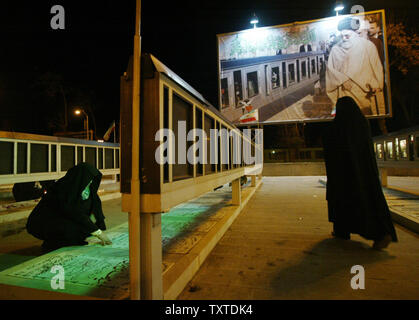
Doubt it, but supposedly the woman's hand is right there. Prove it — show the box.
[97,232,112,246]
[92,229,112,246]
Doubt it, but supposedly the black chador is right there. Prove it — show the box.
[322,96,397,249]
[26,163,107,252]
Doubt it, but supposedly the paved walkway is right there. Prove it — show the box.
[178,177,419,300]
[0,177,418,299]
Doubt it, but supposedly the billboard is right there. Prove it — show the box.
[217,10,391,125]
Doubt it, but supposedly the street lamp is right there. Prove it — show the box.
[334,1,344,16]
[74,108,89,140]
[250,13,259,29]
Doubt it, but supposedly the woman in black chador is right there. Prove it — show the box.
[27,162,112,252]
[323,96,397,250]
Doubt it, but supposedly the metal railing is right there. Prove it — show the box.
[120,54,264,213]
[0,131,120,185]
[264,147,324,163]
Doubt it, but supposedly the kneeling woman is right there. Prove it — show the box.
[27,163,112,252]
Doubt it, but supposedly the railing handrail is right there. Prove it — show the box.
[0,131,119,148]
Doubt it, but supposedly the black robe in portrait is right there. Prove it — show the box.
[322,97,397,242]
[26,163,107,250]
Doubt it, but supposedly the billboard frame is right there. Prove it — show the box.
[216,9,392,126]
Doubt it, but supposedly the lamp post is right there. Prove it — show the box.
[335,1,344,16]
[74,108,89,140]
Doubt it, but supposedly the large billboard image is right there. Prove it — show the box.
[217,10,391,125]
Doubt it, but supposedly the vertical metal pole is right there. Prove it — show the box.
[26,143,30,174]
[86,114,89,140]
[114,121,117,143]
[129,0,142,300]
[141,212,163,299]
[13,142,17,175]
[48,144,51,173]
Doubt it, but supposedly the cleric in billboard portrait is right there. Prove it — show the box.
[322,97,397,250]
[326,17,385,115]
[26,162,112,253]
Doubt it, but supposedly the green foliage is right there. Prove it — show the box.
[386,22,419,75]
[227,27,317,58]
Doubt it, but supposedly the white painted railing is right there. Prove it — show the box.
[0,131,120,185]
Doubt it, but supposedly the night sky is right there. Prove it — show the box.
[0,0,417,138]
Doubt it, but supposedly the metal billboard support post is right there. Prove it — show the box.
[129,0,142,300]
[129,0,163,300]
[140,212,163,299]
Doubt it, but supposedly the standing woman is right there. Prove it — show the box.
[322,96,397,249]
[27,162,112,252]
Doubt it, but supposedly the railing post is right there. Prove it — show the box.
[232,177,241,206]
[13,142,17,175]
[380,167,388,187]
[140,212,163,300]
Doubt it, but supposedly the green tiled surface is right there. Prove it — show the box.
[0,185,235,298]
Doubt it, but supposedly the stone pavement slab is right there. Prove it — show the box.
[178,177,419,300]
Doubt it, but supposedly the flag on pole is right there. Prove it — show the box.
[103,121,116,141]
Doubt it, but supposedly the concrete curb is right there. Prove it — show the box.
[389,208,419,234]
[318,178,419,235]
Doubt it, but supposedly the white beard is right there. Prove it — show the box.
[341,39,354,50]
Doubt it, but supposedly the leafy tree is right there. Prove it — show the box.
[32,72,69,132]
[384,20,419,130]
[386,22,419,75]
[229,35,244,58]
[32,72,98,138]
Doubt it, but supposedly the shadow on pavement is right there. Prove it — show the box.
[270,238,394,295]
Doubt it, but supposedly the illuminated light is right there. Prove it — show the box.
[73,107,90,140]
[241,28,270,49]
[334,1,344,16]
[97,139,104,143]
[272,150,276,154]
[250,13,259,28]
[322,15,341,31]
